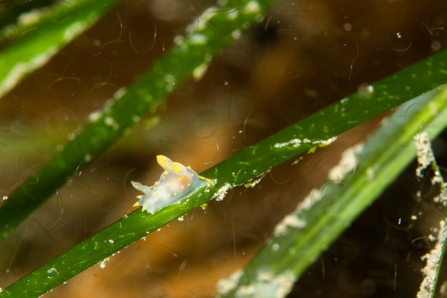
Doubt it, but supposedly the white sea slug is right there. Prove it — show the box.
[131,155,211,214]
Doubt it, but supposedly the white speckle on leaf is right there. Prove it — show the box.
[104,116,119,130]
[46,267,57,274]
[88,111,102,122]
[64,20,93,42]
[228,269,295,298]
[231,29,241,40]
[226,10,239,20]
[244,1,260,14]
[258,270,273,282]
[67,132,75,140]
[99,257,110,269]
[84,154,91,163]
[132,115,140,123]
[237,285,255,295]
[193,63,208,81]
[164,74,176,82]
[189,33,208,44]
[213,183,232,201]
[173,34,184,45]
[18,9,44,26]
[164,74,176,91]
[186,7,218,34]
[245,170,270,188]
[273,138,302,148]
[179,43,189,53]
[274,214,306,236]
[328,143,364,181]
[274,142,288,149]
[312,136,337,146]
[357,84,374,98]
[300,188,325,210]
[216,269,243,295]
[273,270,296,298]
[113,87,127,99]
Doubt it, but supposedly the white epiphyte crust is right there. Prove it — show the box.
[131,155,211,214]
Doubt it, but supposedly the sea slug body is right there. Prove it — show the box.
[131,155,211,214]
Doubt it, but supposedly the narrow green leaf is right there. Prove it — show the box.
[216,86,447,297]
[0,0,123,99]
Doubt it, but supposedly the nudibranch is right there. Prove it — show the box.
[131,155,212,214]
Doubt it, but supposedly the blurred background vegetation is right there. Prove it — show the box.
[0,0,446,297]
